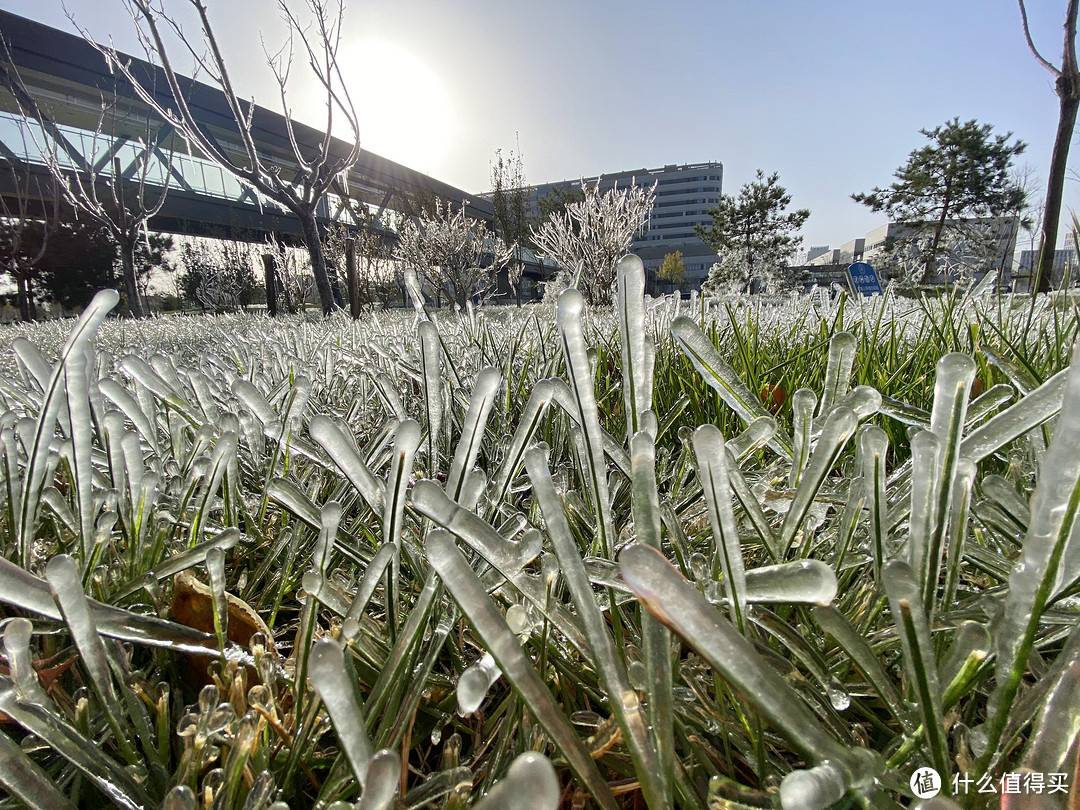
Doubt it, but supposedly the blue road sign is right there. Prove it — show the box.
[846,262,883,296]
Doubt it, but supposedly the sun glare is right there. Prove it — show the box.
[340,39,453,174]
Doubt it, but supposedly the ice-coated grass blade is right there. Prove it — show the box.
[189,431,238,545]
[882,560,949,783]
[548,378,632,476]
[356,749,401,810]
[779,762,846,810]
[906,430,940,607]
[0,726,77,810]
[309,639,374,786]
[813,606,912,731]
[98,378,160,458]
[556,288,615,557]
[778,407,858,557]
[343,543,397,637]
[426,530,619,810]
[486,379,553,511]
[960,366,1067,463]
[447,366,500,502]
[1016,627,1080,799]
[112,528,241,601]
[630,430,674,809]
[857,425,889,584]
[419,319,444,475]
[18,289,118,567]
[726,447,781,561]
[817,331,857,417]
[691,424,746,630]
[309,415,384,514]
[789,388,817,490]
[616,254,652,437]
[63,344,96,557]
[472,752,560,810]
[925,353,975,609]
[383,419,420,639]
[671,314,794,458]
[0,554,216,655]
[206,545,229,656]
[525,444,665,810]
[0,678,152,810]
[410,479,588,653]
[984,339,1080,768]
[45,555,139,764]
[619,544,853,773]
[743,560,837,605]
[942,458,975,610]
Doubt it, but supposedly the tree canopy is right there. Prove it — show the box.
[852,118,1026,285]
[695,170,809,294]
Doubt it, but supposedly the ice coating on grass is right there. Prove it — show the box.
[616,254,652,436]
[789,388,817,489]
[619,544,852,769]
[472,752,560,810]
[447,366,500,502]
[779,407,858,555]
[882,559,949,780]
[960,367,1066,463]
[744,560,837,605]
[205,545,229,652]
[817,331,857,418]
[0,726,77,810]
[556,288,615,557]
[309,415,384,514]
[906,430,941,603]
[308,639,374,785]
[691,425,746,630]
[457,651,501,716]
[779,762,846,810]
[356,749,401,810]
[426,530,618,810]
[63,343,95,556]
[419,319,443,473]
[18,289,117,564]
[671,315,794,458]
[487,379,553,510]
[524,441,665,806]
[857,425,889,583]
[987,340,1080,757]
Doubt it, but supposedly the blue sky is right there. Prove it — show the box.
[5,1,1076,252]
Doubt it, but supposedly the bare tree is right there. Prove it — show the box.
[0,52,170,318]
[1018,0,1080,293]
[490,145,531,305]
[0,153,60,320]
[324,214,397,311]
[93,0,361,315]
[531,180,655,306]
[395,199,511,309]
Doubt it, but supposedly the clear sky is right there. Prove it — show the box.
[6,0,1078,252]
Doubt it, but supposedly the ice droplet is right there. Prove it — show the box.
[457,652,501,716]
[505,605,530,636]
[429,727,442,745]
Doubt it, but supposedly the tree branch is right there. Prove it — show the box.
[1019,0,1061,75]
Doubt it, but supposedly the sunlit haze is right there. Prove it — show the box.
[5,0,1078,250]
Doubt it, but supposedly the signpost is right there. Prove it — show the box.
[846,262,884,296]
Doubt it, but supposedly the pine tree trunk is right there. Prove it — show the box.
[299,214,334,316]
[1035,72,1080,293]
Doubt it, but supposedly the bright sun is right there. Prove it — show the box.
[340,40,453,174]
